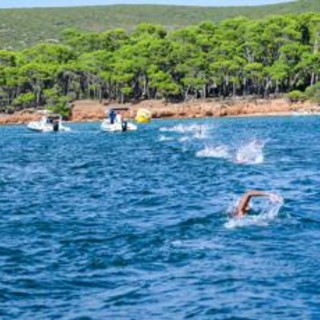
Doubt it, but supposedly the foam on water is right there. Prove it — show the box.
[160,124,211,147]
[224,196,284,229]
[192,127,209,140]
[178,136,193,143]
[234,139,265,165]
[159,135,174,142]
[159,123,209,134]
[196,145,230,159]
[171,240,224,250]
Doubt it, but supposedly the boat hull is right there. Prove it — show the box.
[101,120,138,132]
[27,121,71,132]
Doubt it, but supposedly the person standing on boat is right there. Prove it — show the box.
[109,109,116,124]
[122,118,128,132]
[114,111,128,131]
[115,111,122,124]
[53,118,59,131]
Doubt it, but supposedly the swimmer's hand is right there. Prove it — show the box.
[269,193,282,203]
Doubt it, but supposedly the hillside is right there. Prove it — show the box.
[0,0,319,49]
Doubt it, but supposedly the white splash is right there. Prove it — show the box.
[159,124,209,135]
[193,126,209,140]
[224,195,283,229]
[196,145,230,159]
[234,139,265,165]
[159,135,174,142]
[179,136,195,143]
[171,240,224,250]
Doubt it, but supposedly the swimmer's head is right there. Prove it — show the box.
[230,205,249,218]
[238,205,250,217]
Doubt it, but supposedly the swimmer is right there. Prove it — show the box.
[235,139,265,164]
[234,190,281,217]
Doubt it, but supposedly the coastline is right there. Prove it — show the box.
[0,98,318,125]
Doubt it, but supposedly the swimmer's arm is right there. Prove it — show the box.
[246,191,281,202]
[244,190,272,198]
[236,191,274,216]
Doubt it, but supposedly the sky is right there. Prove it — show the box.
[0,0,294,9]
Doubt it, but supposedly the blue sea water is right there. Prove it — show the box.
[0,116,320,319]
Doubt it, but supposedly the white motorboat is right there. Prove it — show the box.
[27,115,71,133]
[101,107,138,132]
[100,119,138,132]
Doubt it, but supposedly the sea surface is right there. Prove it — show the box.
[0,116,319,319]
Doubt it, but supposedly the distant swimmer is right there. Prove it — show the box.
[235,139,265,164]
[234,190,282,217]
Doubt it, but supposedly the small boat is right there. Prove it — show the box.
[100,119,138,132]
[101,107,138,132]
[27,114,71,133]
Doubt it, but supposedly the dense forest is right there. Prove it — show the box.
[1,12,320,116]
[0,0,320,50]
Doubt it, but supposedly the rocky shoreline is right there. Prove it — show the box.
[0,98,318,125]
